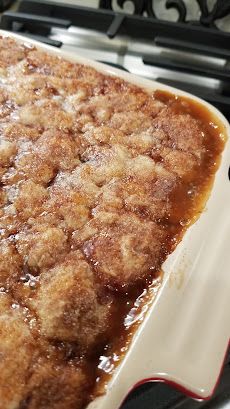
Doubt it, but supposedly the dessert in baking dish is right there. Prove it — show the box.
[0,36,225,409]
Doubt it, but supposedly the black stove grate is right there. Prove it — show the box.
[1,0,230,120]
[3,0,230,54]
[0,0,14,12]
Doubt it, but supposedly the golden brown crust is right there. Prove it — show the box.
[83,214,167,289]
[21,362,90,409]
[32,251,112,347]
[0,239,22,286]
[16,225,68,271]
[0,35,224,409]
[0,293,37,408]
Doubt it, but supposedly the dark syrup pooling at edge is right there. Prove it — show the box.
[90,91,226,399]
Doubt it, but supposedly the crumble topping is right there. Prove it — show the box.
[0,36,224,409]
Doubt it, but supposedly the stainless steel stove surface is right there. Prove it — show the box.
[0,1,230,408]
[2,0,230,117]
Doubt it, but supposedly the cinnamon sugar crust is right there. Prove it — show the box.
[0,36,224,409]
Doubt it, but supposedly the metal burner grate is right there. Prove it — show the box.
[1,0,230,120]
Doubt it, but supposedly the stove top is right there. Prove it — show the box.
[2,0,230,119]
[0,1,230,408]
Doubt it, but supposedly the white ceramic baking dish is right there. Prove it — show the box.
[1,29,229,409]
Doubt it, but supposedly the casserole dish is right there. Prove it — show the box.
[0,30,229,409]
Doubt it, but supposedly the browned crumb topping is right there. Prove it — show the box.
[0,36,225,409]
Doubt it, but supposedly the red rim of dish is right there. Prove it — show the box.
[119,339,230,407]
